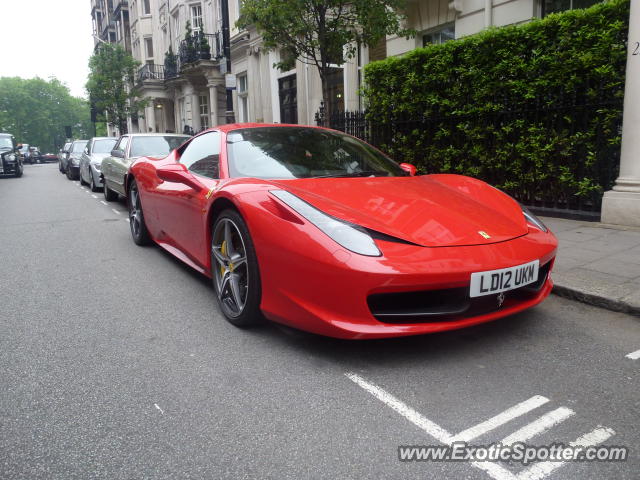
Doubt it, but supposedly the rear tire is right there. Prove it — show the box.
[127,179,151,246]
[211,210,263,328]
[14,164,23,178]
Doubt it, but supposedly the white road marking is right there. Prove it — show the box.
[345,373,615,480]
[100,200,108,206]
[112,209,121,215]
[91,194,98,199]
[154,403,164,415]
[450,396,549,442]
[625,349,640,360]
[501,407,575,446]
[345,372,452,443]
[515,426,615,480]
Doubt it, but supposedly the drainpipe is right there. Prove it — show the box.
[485,0,492,29]
[221,0,235,123]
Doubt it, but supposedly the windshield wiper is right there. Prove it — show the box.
[312,171,387,178]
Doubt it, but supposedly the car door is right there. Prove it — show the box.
[153,131,221,268]
[107,135,129,195]
[80,140,93,182]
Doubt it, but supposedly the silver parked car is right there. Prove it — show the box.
[101,133,189,201]
[58,142,72,174]
[65,140,89,180]
[78,137,118,192]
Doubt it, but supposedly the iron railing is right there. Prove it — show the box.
[315,89,623,217]
[165,32,223,80]
[137,64,165,83]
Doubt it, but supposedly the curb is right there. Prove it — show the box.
[552,284,640,317]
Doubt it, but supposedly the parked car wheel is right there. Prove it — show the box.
[211,210,263,328]
[14,163,23,178]
[103,180,118,201]
[90,173,99,192]
[127,179,151,246]
[79,169,87,186]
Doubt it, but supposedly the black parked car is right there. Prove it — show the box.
[0,133,23,177]
[65,140,89,180]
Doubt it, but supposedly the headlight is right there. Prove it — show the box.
[270,190,381,256]
[4,153,16,162]
[522,205,548,232]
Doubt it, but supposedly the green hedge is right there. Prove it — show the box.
[362,0,629,211]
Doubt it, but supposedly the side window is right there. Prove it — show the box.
[116,136,129,153]
[179,131,221,179]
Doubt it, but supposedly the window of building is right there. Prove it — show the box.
[142,0,151,15]
[173,12,181,48]
[422,23,455,46]
[326,68,344,114]
[144,37,154,59]
[191,4,203,32]
[179,131,221,178]
[542,0,601,15]
[278,75,297,124]
[237,74,248,123]
[199,95,210,129]
[109,31,116,43]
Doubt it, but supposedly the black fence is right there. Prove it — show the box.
[315,93,623,218]
[137,64,165,83]
[165,32,223,81]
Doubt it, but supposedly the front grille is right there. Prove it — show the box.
[368,261,551,324]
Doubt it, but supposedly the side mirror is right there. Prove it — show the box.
[157,163,206,192]
[111,149,124,158]
[400,163,417,176]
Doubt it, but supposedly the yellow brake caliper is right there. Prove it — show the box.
[220,240,227,276]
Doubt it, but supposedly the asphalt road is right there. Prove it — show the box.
[1,164,639,480]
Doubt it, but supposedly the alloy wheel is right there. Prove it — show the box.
[129,185,142,239]
[212,218,249,318]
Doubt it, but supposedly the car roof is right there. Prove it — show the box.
[122,133,190,137]
[91,136,118,140]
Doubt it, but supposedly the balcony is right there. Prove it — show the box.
[165,32,223,80]
[137,64,165,84]
[113,0,128,16]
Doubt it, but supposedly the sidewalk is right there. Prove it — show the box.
[541,216,640,316]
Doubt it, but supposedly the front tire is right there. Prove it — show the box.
[127,179,151,246]
[14,163,23,178]
[79,168,87,185]
[211,210,263,328]
[90,172,99,192]
[103,179,118,201]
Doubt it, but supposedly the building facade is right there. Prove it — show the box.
[90,0,601,133]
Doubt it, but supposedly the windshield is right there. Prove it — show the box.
[92,139,117,154]
[0,137,12,150]
[72,141,87,153]
[63,143,71,152]
[130,136,189,158]
[226,127,405,179]
[19,144,29,152]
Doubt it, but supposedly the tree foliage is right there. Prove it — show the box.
[0,77,95,152]
[362,0,629,211]
[86,43,147,134]
[238,0,412,116]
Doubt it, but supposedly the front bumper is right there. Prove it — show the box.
[244,197,558,339]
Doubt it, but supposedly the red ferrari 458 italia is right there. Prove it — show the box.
[126,124,557,339]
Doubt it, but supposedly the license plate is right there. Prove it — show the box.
[469,260,539,298]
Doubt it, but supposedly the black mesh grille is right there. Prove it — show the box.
[368,261,551,324]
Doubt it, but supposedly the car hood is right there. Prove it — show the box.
[270,175,528,247]
[90,153,110,163]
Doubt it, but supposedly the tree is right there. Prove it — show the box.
[0,76,94,152]
[238,0,412,118]
[86,43,148,134]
